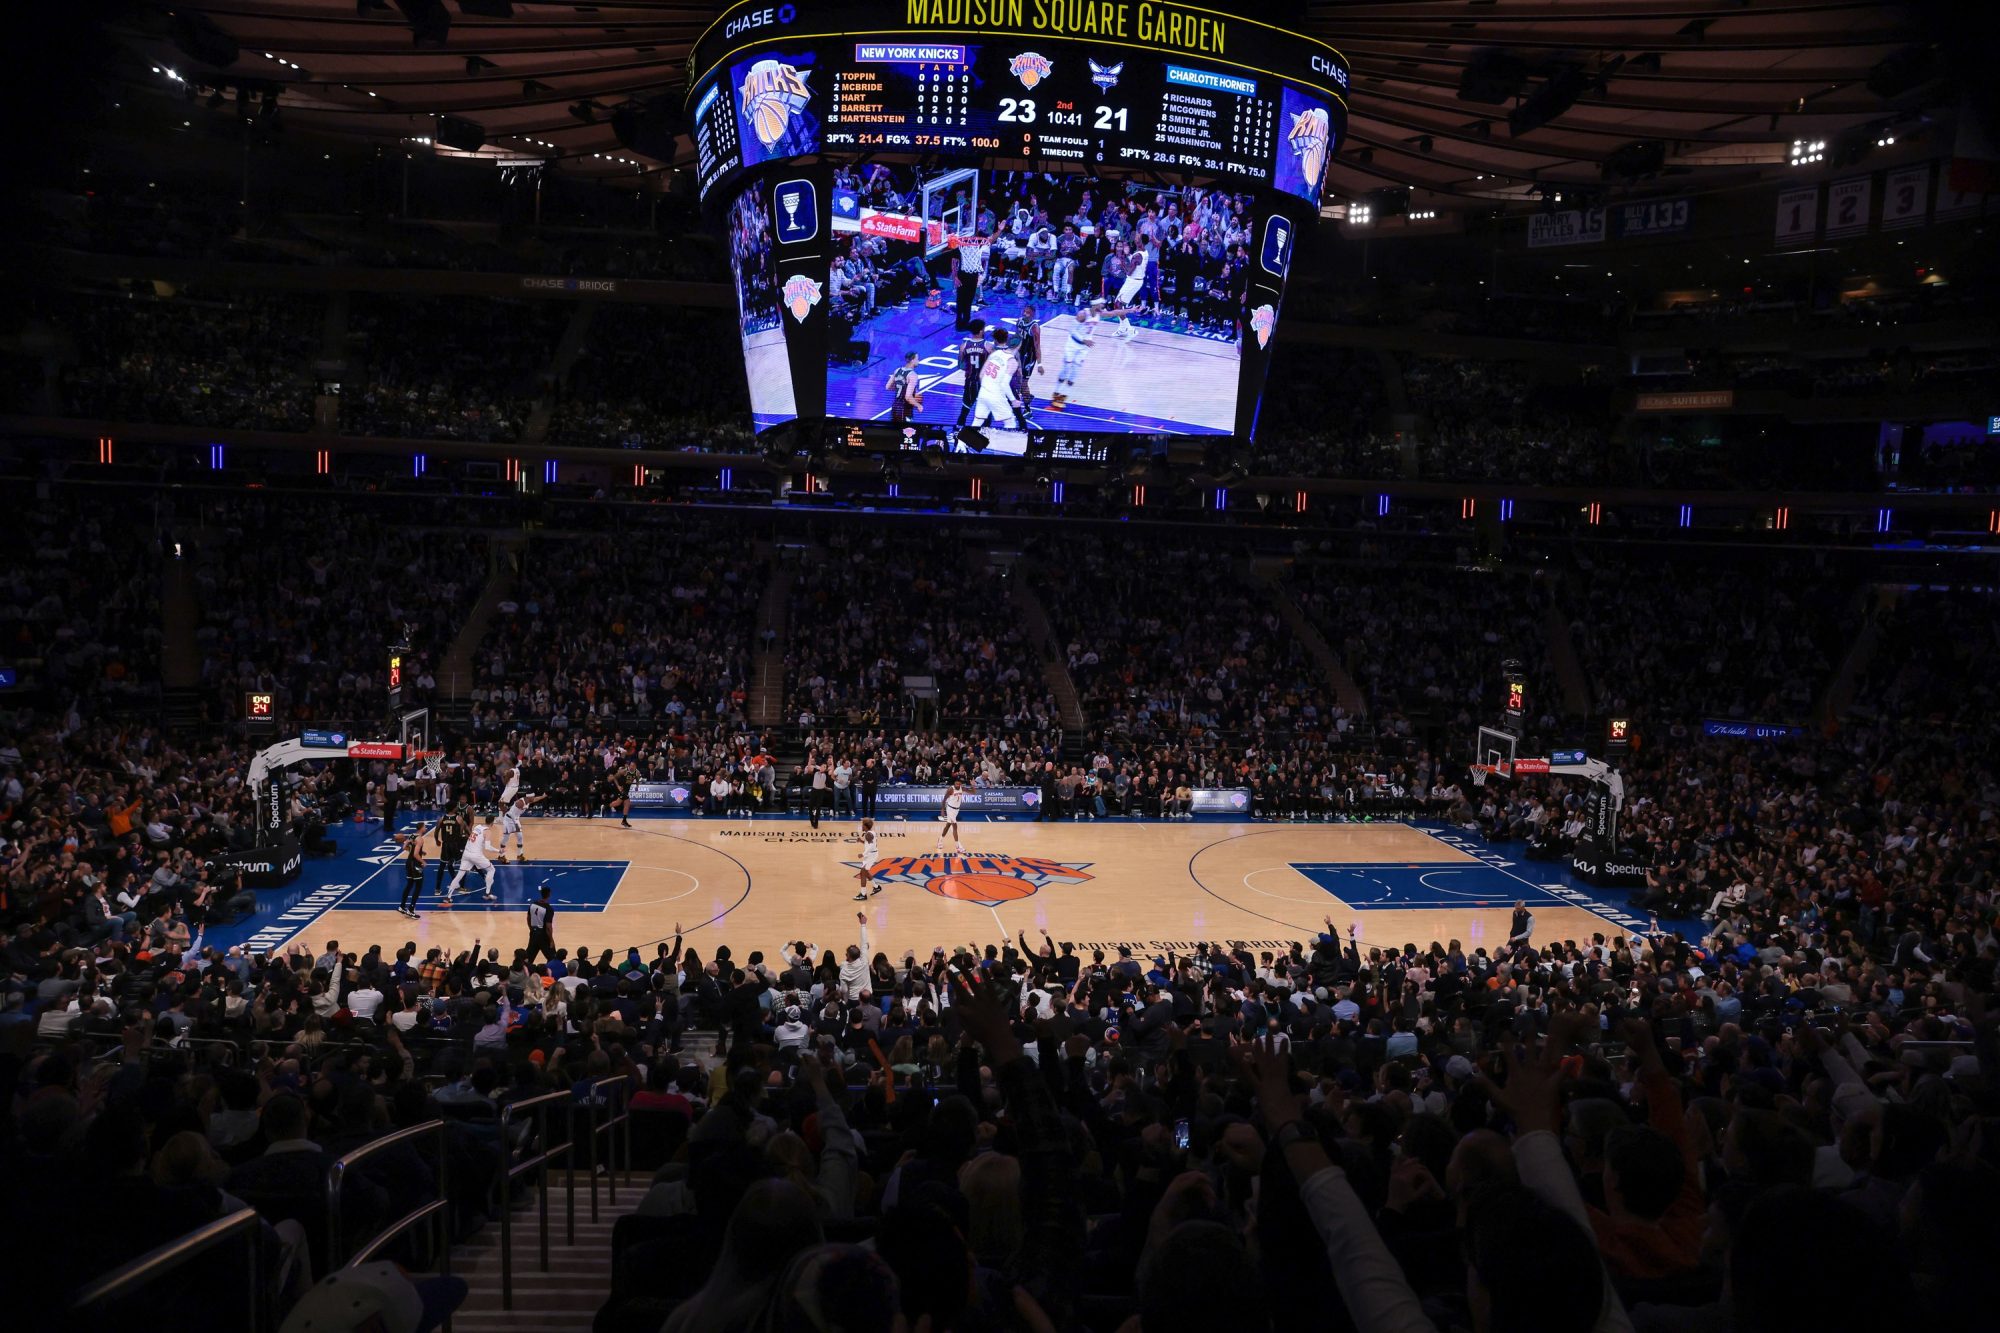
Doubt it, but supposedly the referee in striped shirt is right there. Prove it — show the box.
[526,884,556,965]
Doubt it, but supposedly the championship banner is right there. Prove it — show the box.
[1526,208,1605,249]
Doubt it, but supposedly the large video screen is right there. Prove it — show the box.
[725,186,797,430]
[686,3,1350,209]
[825,165,1258,436]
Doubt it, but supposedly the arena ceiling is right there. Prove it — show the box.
[112,1,1966,213]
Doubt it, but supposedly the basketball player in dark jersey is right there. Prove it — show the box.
[1014,303,1042,419]
[434,804,468,899]
[956,318,989,426]
[397,823,428,918]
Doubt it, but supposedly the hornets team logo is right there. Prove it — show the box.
[1288,106,1331,190]
[739,59,812,149]
[1250,303,1277,348]
[847,852,1094,907]
[1089,58,1123,92]
[1009,52,1054,90]
[782,274,822,322]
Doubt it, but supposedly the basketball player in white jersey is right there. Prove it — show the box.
[499,762,520,807]
[851,818,883,900]
[1050,300,1102,409]
[446,816,501,903]
[935,781,969,855]
[497,790,547,863]
[1113,242,1151,339]
[970,328,1023,429]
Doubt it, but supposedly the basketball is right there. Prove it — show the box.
[926,873,1038,903]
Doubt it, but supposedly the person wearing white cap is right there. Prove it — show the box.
[280,1261,465,1333]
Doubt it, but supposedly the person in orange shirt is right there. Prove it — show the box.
[1583,1019,1706,1283]
[106,794,143,839]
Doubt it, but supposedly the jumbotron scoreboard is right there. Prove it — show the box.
[690,0,1350,448]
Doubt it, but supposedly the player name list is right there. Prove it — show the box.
[1150,89,1275,180]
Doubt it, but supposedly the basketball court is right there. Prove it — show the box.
[205,814,1659,966]
[828,292,1242,435]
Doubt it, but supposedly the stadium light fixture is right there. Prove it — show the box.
[1789,139,1826,166]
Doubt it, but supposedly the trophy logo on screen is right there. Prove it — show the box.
[1288,106,1331,191]
[781,188,801,232]
[1251,304,1277,349]
[1008,52,1053,89]
[740,59,813,148]
[782,274,823,322]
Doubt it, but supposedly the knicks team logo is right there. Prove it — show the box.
[782,274,822,321]
[1250,304,1277,348]
[1089,58,1123,92]
[1009,52,1053,89]
[848,853,1094,906]
[739,59,812,149]
[1289,106,1331,189]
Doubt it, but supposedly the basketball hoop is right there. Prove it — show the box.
[413,749,447,780]
[1469,762,1512,787]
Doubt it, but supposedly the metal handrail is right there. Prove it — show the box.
[328,1118,450,1273]
[587,1074,633,1221]
[495,1088,578,1311]
[73,1206,264,1323]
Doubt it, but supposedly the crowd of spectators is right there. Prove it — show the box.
[547,304,756,452]
[784,531,1056,731]
[468,532,760,735]
[1567,550,1854,728]
[340,296,567,442]
[1403,357,1614,484]
[1250,345,1399,480]
[0,488,166,708]
[188,498,485,729]
[1291,560,1555,729]
[20,290,319,432]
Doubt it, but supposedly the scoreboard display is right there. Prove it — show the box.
[689,2,1348,207]
[691,1,1351,443]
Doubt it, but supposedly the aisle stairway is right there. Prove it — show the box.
[449,1175,645,1333]
[1251,562,1367,718]
[522,302,601,446]
[1543,600,1593,718]
[438,536,520,705]
[750,550,796,728]
[1009,573,1085,731]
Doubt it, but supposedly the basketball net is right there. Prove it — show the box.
[1469,762,1512,787]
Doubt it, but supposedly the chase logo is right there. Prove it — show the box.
[846,853,1094,907]
[1250,304,1276,348]
[782,273,822,321]
[724,4,795,41]
[773,178,817,243]
[1009,52,1053,89]
[1260,216,1293,276]
[739,59,812,149]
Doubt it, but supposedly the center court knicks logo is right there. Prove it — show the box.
[847,853,1093,906]
[1009,52,1053,89]
[782,274,822,321]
